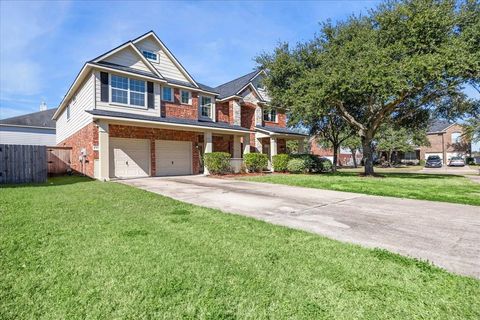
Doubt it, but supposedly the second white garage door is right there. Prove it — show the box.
[110,138,150,179]
[156,140,192,176]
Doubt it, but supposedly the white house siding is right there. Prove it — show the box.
[94,71,161,117]
[103,47,151,73]
[135,38,191,83]
[0,126,56,145]
[56,73,95,144]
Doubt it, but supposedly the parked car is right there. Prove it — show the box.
[425,155,443,168]
[448,157,465,167]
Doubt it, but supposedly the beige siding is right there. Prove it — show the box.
[102,47,150,73]
[0,126,56,145]
[94,70,161,117]
[135,38,191,83]
[56,73,95,144]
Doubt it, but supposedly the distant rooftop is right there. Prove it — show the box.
[0,108,57,128]
[427,120,453,133]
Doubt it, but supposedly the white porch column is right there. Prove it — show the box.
[203,131,213,174]
[298,138,305,153]
[233,135,242,158]
[243,133,250,155]
[97,121,110,181]
[270,137,278,160]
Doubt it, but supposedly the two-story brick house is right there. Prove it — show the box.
[53,31,305,180]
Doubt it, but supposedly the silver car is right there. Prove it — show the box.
[448,157,465,167]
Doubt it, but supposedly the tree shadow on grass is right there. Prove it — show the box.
[0,175,94,189]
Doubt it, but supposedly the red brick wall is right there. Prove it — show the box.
[109,124,200,175]
[278,139,287,154]
[212,135,233,155]
[419,124,465,162]
[216,102,230,123]
[162,89,198,120]
[264,111,287,128]
[57,122,98,177]
[241,103,257,151]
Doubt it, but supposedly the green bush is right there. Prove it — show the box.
[290,154,322,172]
[466,157,474,165]
[204,152,231,175]
[318,157,333,172]
[244,153,268,172]
[272,154,290,172]
[419,159,426,166]
[287,158,307,173]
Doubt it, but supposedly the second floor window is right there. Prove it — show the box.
[162,87,173,102]
[200,96,212,118]
[111,74,145,107]
[263,109,277,122]
[181,90,191,104]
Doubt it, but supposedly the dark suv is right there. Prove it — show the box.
[425,155,442,168]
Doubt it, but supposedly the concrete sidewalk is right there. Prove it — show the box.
[119,176,480,278]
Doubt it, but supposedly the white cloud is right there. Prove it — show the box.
[0,1,70,96]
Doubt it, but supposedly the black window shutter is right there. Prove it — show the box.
[147,82,154,109]
[100,72,109,102]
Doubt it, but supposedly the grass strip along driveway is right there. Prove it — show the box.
[243,172,480,206]
[1,177,479,319]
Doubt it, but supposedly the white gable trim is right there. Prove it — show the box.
[92,41,163,79]
[237,83,265,102]
[132,32,199,88]
[250,69,267,83]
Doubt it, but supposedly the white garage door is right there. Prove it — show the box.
[156,140,192,176]
[110,138,150,178]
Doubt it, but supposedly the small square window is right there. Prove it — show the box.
[181,90,191,104]
[200,96,212,118]
[162,87,173,102]
[263,109,277,122]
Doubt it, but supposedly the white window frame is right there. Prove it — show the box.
[162,86,174,102]
[199,95,215,121]
[109,74,147,109]
[142,50,159,63]
[263,108,277,122]
[180,90,192,105]
[451,132,461,144]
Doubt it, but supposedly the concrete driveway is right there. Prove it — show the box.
[119,176,480,278]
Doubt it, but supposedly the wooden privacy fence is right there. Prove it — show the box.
[0,144,47,184]
[47,146,71,175]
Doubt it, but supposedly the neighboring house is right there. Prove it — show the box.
[0,108,57,145]
[419,120,469,164]
[53,30,306,179]
[309,140,362,166]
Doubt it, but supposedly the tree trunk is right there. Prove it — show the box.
[351,148,358,168]
[361,136,375,176]
[332,145,338,173]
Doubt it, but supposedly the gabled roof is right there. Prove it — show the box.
[132,30,199,88]
[427,120,454,133]
[214,70,264,100]
[0,108,57,129]
[91,40,163,79]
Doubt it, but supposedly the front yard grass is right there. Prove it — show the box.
[243,172,480,206]
[1,176,479,319]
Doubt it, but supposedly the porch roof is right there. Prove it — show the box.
[255,125,308,138]
[87,109,250,133]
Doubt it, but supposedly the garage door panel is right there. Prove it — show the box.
[110,138,150,178]
[156,140,192,176]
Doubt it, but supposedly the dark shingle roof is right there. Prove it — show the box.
[255,125,308,136]
[428,120,453,133]
[214,70,260,99]
[0,108,57,128]
[87,109,250,132]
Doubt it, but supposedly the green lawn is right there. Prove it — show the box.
[243,172,480,206]
[1,177,479,319]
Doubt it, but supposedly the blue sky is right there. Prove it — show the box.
[0,0,478,120]
[0,0,382,118]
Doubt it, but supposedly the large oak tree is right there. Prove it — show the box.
[257,0,479,175]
